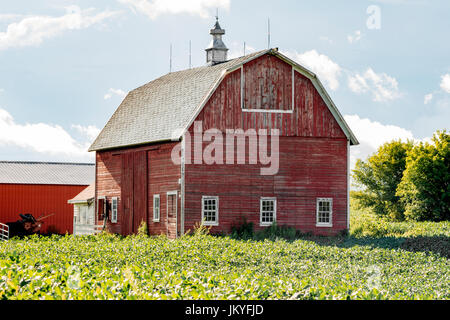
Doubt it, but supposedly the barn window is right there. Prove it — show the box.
[260,198,276,226]
[202,196,219,226]
[97,196,106,221]
[316,198,333,227]
[153,195,160,222]
[111,197,118,224]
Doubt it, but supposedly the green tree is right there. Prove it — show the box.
[352,140,413,220]
[397,131,450,221]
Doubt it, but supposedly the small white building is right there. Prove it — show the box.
[68,184,98,235]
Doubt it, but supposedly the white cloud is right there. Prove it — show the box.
[0,6,119,51]
[228,41,256,59]
[345,114,418,169]
[347,30,362,44]
[0,108,95,160]
[319,36,333,44]
[424,93,433,105]
[348,68,401,102]
[283,50,342,91]
[72,124,101,141]
[118,0,230,20]
[104,88,127,100]
[440,74,450,93]
[0,14,25,22]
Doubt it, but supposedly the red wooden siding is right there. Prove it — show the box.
[243,55,293,111]
[121,152,133,235]
[96,143,180,237]
[184,137,348,236]
[0,184,87,234]
[195,55,346,139]
[184,53,349,235]
[96,150,122,234]
[95,52,350,237]
[147,144,181,237]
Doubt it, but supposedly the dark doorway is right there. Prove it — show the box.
[167,191,177,238]
[121,151,148,235]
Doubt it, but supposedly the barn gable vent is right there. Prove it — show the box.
[205,16,229,65]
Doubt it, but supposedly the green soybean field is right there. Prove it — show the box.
[0,231,449,300]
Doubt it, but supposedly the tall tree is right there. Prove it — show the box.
[397,131,449,221]
[352,140,413,220]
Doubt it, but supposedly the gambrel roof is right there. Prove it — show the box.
[89,49,358,152]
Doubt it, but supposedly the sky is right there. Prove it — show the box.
[0,0,449,168]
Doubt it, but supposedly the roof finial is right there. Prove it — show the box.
[205,15,228,65]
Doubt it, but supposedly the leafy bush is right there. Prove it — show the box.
[137,221,148,236]
[397,130,450,222]
[192,222,212,236]
[352,140,413,221]
[230,220,298,241]
[353,130,449,222]
[230,219,254,240]
[254,223,298,241]
[350,209,450,238]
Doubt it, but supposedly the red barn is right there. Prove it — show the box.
[0,161,95,234]
[89,20,358,238]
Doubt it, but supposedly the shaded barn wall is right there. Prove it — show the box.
[184,54,349,235]
[96,142,181,237]
[0,184,87,234]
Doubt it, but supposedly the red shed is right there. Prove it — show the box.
[0,161,95,234]
[89,20,359,238]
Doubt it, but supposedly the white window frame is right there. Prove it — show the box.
[153,194,161,222]
[316,198,333,227]
[201,196,219,226]
[111,197,118,224]
[260,197,277,226]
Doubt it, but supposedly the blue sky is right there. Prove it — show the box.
[0,0,449,166]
